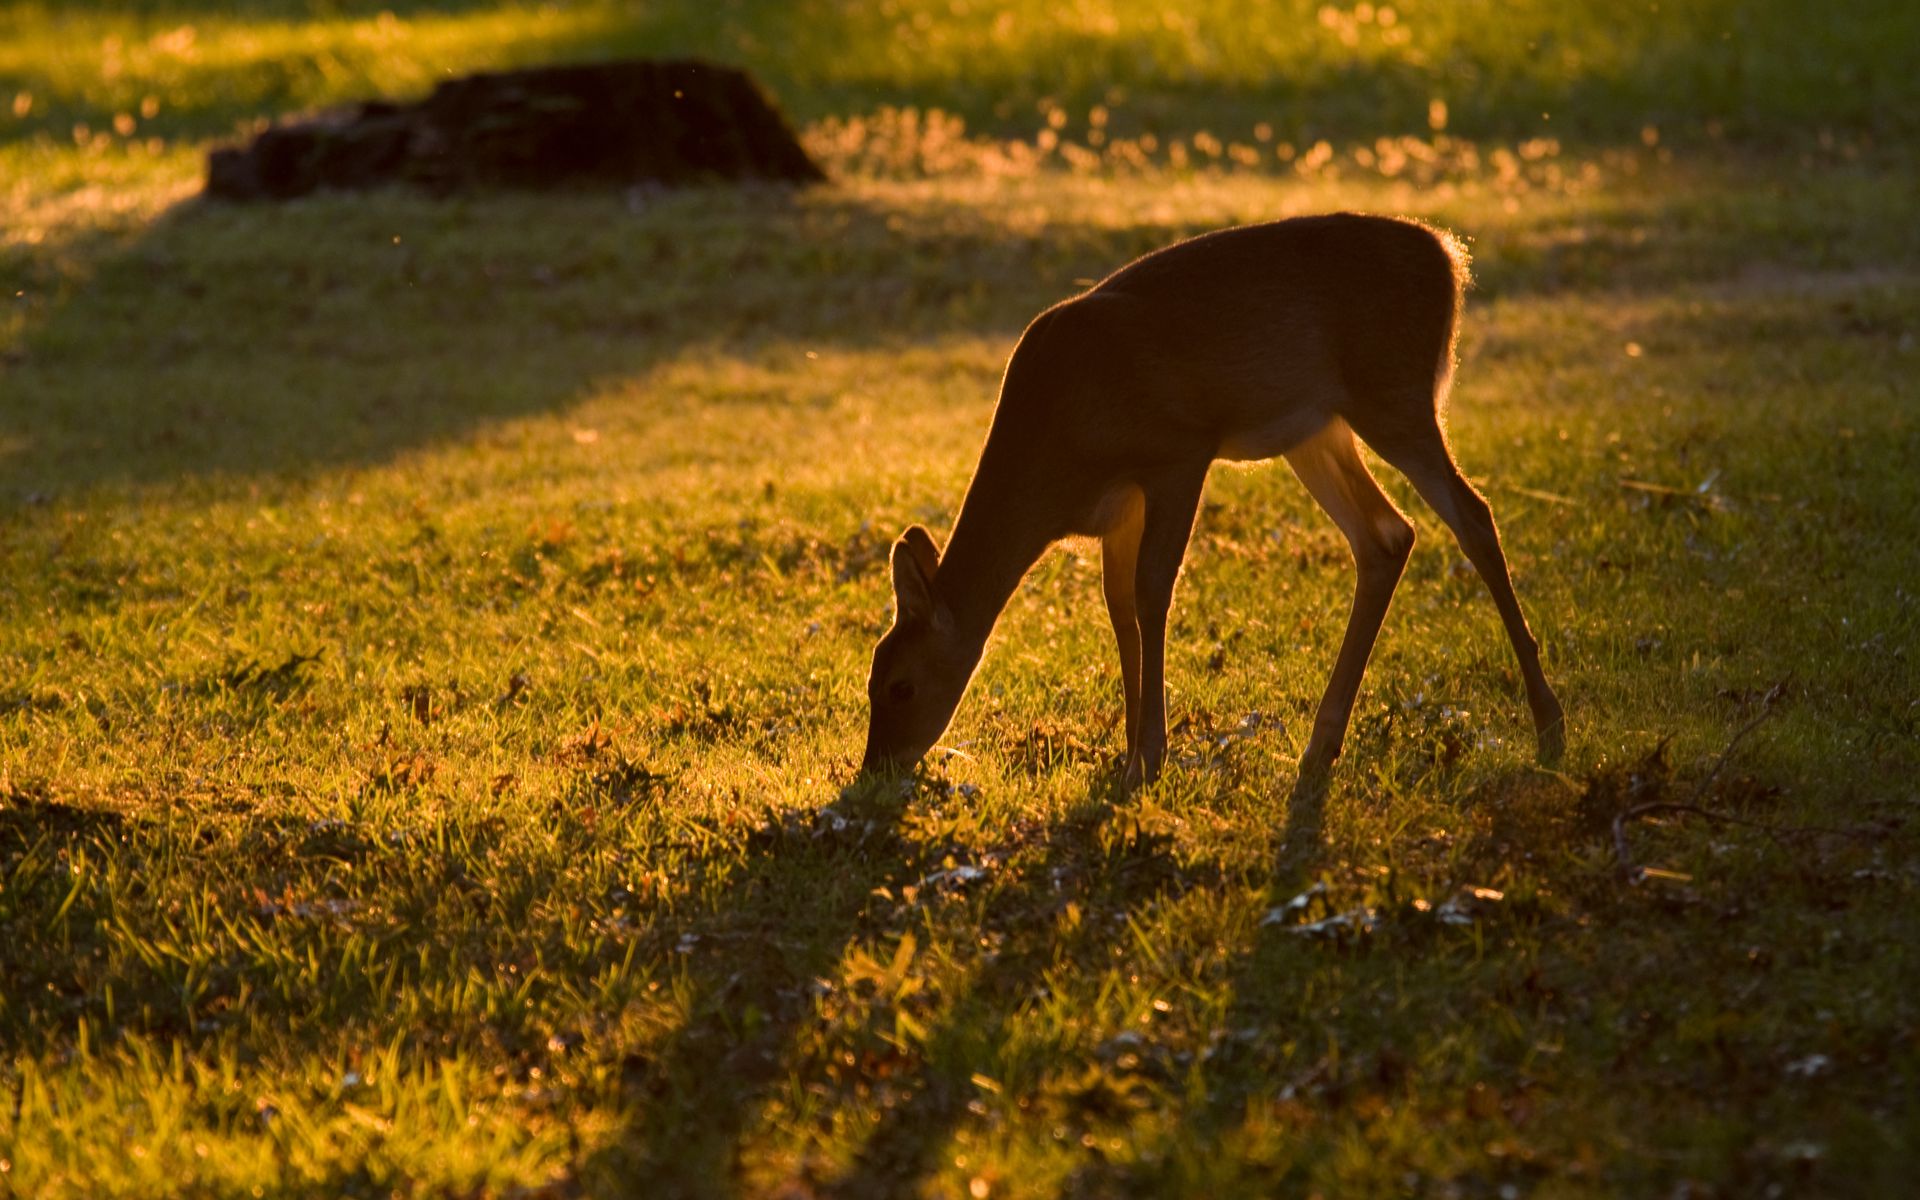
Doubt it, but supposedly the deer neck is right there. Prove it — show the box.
[933,443,1062,644]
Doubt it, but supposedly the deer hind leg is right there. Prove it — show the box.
[1367,426,1566,764]
[1100,487,1146,764]
[1126,464,1211,790]
[1284,418,1417,780]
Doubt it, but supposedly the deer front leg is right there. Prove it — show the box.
[1126,465,1210,790]
[1101,490,1145,764]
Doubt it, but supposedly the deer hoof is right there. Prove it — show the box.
[1534,716,1566,766]
[1123,749,1163,792]
[1298,735,1342,781]
[1531,690,1567,764]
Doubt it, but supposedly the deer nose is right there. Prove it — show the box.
[860,737,913,775]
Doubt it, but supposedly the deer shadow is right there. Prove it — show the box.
[585,749,1359,1198]
[575,776,917,1195]
[573,760,1238,1197]
[600,751,1612,1198]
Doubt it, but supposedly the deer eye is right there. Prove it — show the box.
[888,679,916,704]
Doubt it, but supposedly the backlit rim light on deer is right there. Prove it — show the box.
[861,212,1563,789]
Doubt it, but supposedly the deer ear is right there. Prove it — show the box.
[890,526,941,623]
[899,525,940,579]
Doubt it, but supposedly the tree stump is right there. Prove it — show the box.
[206,59,825,201]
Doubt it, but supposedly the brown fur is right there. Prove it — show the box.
[862,214,1564,786]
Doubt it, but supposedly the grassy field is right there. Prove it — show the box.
[4,2,1919,1197]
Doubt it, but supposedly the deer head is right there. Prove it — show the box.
[860,526,982,774]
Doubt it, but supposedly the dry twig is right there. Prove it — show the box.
[1610,681,1871,882]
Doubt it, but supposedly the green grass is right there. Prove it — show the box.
[5,0,1918,152]
[4,3,1920,1197]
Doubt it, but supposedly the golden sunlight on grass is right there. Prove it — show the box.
[0,4,630,139]
[2,2,1917,1196]
[802,103,1613,203]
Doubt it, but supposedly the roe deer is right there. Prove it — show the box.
[860,213,1565,789]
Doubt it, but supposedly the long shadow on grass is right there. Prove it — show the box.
[0,787,135,1038]
[578,777,935,1194]
[784,766,1329,1196]
[0,185,1234,502]
[641,761,1590,1197]
[578,770,1227,1197]
[820,794,1216,1197]
[13,137,1913,505]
